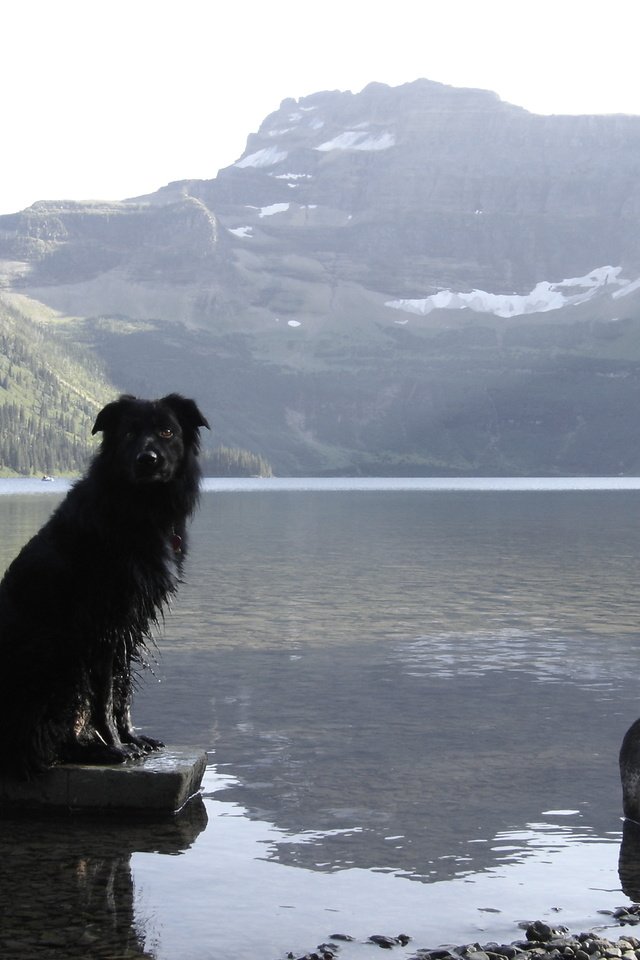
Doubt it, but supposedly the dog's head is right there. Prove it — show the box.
[92,393,210,484]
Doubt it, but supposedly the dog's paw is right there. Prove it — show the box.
[122,733,165,753]
[138,735,165,752]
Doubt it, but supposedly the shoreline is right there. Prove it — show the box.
[287,918,640,960]
[3,476,640,497]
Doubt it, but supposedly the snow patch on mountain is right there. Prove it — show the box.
[315,130,396,152]
[386,266,634,319]
[235,147,288,169]
[613,276,640,299]
[258,203,290,217]
[273,173,313,180]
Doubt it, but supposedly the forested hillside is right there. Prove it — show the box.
[0,295,114,475]
[205,445,273,477]
[0,297,272,477]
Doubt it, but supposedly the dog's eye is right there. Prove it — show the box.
[158,429,174,439]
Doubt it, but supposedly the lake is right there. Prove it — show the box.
[1,478,639,959]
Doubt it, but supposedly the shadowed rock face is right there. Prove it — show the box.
[3,79,640,475]
[5,79,640,308]
[199,79,640,297]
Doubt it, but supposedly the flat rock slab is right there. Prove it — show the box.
[0,748,207,814]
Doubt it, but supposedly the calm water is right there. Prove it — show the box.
[1,478,640,958]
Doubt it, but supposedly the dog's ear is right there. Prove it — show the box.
[92,395,137,435]
[160,394,210,432]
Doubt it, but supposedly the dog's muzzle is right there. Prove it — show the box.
[134,448,163,480]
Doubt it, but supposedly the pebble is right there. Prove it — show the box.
[369,935,412,949]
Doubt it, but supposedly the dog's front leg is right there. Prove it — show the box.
[93,648,152,760]
[115,678,164,753]
[66,650,141,764]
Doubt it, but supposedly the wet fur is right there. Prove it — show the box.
[0,393,209,778]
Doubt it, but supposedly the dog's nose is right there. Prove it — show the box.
[136,449,159,467]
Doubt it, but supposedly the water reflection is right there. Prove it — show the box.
[0,485,638,956]
[170,489,640,650]
[137,641,626,884]
[394,628,635,692]
[0,801,207,958]
[130,768,622,960]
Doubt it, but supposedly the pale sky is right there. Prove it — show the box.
[1,0,639,216]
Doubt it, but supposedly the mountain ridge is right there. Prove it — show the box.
[2,78,640,475]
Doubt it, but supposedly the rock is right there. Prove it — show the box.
[369,934,402,948]
[0,747,207,814]
[524,923,569,944]
[619,721,640,822]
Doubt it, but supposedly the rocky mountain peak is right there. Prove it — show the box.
[175,78,640,299]
[3,78,640,476]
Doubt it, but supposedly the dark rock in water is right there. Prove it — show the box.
[366,934,411,948]
[610,904,640,926]
[369,935,402,948]
[620,719,640,822]
[619,819,640,902]
[290,945,344,960]
[523,922,569,943]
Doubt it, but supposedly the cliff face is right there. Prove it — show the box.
[199,79,640,297]
[2,78,640,475]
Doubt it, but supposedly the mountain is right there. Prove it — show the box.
[3,78,640,475]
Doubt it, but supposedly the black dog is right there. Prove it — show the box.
[0,393,209,778]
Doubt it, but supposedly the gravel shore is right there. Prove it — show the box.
[286,916,640,960]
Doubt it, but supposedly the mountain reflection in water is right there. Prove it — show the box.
[0,482,637,957]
